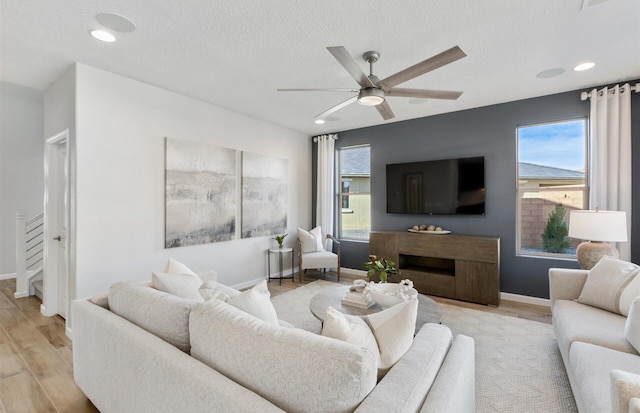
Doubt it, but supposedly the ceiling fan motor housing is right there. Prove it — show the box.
[358,87,385,106]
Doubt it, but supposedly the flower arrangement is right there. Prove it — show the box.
[273,233,287,248]
[363,256,399,283]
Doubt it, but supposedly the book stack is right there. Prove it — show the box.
[341,291,375,309]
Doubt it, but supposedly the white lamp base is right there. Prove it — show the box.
[576,241,619,270]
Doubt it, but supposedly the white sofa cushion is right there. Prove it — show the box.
[577,256,639,314]
[301,250,337,269]
[553,299,637,357]
[164,258,198,276]
[570,342,640,413]
[109,281,197,352]
[198,280,241,302]
[297,226,323,253]
[322,298,418,377]
[620,275,640,316]
[152,271,204,302]
[189,300,377,413]
[625,298,640,353]
[227,280,278,325]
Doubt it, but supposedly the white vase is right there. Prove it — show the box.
[368,283,418,309]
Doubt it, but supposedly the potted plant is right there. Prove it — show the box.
[273,233,287,248]
[363,256,399,283]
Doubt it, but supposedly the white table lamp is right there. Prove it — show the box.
[568,209,627,270]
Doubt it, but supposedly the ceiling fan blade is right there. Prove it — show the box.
[277,88,360,92]
[379,46,467,89]
[375,101,395,120]
[327,46,375,88]
[315,96,358,119]
[385,88,463,100]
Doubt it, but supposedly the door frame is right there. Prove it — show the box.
[43,129,72,324]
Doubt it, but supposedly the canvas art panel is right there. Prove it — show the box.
[165,138,236,248]
[242,152,287,238]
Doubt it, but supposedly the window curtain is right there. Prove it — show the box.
[315,134,338,248]
[588,83,632,261]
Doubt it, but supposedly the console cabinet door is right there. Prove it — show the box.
[368,232,398,262]
[455,261,500,306]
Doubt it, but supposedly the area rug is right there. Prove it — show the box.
[271,280,577,413]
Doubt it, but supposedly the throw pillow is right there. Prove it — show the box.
[624,297,640,353]
[199,280,241,302]
[577,256,640,314]
[152,271,204,302]
[164,258,198,276]
[619,273,640,317]
[297,226,324,253]
[322,298,418,376]
[227,280,279,325]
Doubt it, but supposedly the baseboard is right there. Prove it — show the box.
[500,292,550,308]
[0,272,16,280]
[14,291,28,299]
[231,268,299,290]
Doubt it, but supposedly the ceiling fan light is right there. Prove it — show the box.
[358,88,385,106]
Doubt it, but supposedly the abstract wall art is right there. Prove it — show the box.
[165,138,236,248]
[241,152,287,238]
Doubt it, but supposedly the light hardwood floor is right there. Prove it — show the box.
[0,273,551,413]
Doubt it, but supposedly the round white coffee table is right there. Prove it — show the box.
[309,284,443,334]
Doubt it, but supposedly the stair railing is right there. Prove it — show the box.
[15,212,44,298]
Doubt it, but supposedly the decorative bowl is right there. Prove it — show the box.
[368,283,418,309]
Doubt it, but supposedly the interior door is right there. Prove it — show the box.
[55,144,69,318]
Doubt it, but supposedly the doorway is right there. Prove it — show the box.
[43,130,70,320]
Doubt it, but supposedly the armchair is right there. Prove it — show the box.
[298,233,341,282]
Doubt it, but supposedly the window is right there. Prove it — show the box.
[517,119,587,257]
[338,146,371,240]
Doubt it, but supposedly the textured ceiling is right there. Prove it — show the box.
[1,0,639,135]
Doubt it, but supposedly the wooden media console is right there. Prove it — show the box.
[369,231,500,306]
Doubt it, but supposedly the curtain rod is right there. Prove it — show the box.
[580,83,639,101]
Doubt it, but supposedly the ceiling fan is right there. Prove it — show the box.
[278,45,467,121]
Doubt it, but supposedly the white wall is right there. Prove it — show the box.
[73,64,311,299]
[0,82,44,275]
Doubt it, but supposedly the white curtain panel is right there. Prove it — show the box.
[315,134,337,249]
[588,83,632,260]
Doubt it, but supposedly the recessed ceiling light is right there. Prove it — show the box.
[574,62,595,71]
[314,119,325,124]
[95,12,136,33]
[536,68,566,79]
[90,29,116,42]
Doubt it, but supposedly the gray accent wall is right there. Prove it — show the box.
[314,83,640,299]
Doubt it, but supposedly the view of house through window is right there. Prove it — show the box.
[339,145,371,240]
[517,119,587,257]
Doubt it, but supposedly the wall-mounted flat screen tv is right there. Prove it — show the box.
[386,156,485,215]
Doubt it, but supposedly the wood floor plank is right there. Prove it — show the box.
[36,323,71,349]
[0,342,27,380]
[0,371,56,413]
[39,372,99,413]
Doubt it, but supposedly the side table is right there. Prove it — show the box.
[267,247,294,285]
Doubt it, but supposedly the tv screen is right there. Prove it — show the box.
[386,156,485,215]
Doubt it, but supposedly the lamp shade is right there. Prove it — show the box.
[568,210,627,242]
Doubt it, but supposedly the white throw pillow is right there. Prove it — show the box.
[199,280,241,302]
[577,256,640,314]
[152,271,204,302]
[624,298,640,353]
[619,273,640,317]
[164,258,198,276]
[322,307,381,367]
[297,226,324,253]
[228,280,279,325]
[322,298,418,376]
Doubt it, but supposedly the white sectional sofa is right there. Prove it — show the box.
[72,281,475,413]
[550,264,640,413]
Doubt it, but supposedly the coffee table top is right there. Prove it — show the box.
[309,284,443,334]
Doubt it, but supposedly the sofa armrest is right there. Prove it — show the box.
[549,268,589,308]
[611,369,640,413]
[420,334,475,413]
